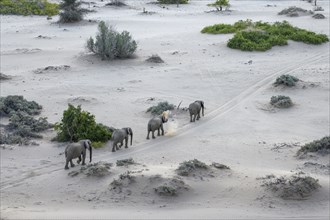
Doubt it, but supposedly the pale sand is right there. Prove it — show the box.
[0,0,329,219]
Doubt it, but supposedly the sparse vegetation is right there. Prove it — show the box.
[110,171,135,190]
[211,162,230,170]
[297,136,330,155]
[86,21,137,60]
[176,159,208,176]
[105,0,127,6]
[270,95,293,108]
[0,96,42,116]
[116,158,136,166]
[274,74,299,87]
[0,96,52,145]
[146,101,174,115]
[154,185,177,196]
[54,104,112,143]
[7,112,52,137]
[59,0,86,23]
[201,20,329,51]
[207,0,229,11]
[278,6,313,17]
[146,54,164,63]
[0,0,59,16]
[157,0,188,4]
[261,174,321,200]
[80,161,112,177]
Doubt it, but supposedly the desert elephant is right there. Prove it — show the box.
[189,100,204,122]
[146,111,169,139]
[111,127,133,152]
[64,139,92,170]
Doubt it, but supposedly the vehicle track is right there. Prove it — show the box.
[1,51,328,191]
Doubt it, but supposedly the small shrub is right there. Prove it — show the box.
[116,158,136,166]
[146,101,174,115]
[146,54,164,63]
[211,162,230,169]
[202,20,329,51]
[0,0,59,16]
[278,6,313,16]
[8,112,52,133]
[154,185,177,196]
[86,21,137,60]
[0,96,52,144]
[80,161,112,177]
[54,104,112,143]
[274,74,299,87]
[157,0,188,4]
[176,159,208,176]
[59,0,86,23]
[297,136,330,155]
[270,95,293,108]
[207,0,229,11]
[0,96,42,116]
[0,132,30,145]
[106,0,127,6]
[261,174,321,200]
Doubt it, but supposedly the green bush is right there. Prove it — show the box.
[59,0,86,23]
[202,20,329,51]
[207,0,229,11]
[146,101,174,115]
[274,74,299,87]
[86,21,137,60]
[0,0,58,16]
[54,104,112,143]
[157,0,188,4]
[176,159,208,176]
[297,136,330,155]
[270,95,293,108]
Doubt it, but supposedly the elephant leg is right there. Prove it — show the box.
[77,155,81,164]
[190,114,193,122]
[197,113,200,120]
[147,131,150,139]
[125,137,128,148]
[161,125,164,135]
[112,142,116,152]
[70,160,75,168]
[65,160,70,170]
[152,131,156,139]
[82,153,86,165]
[193,114,196,122]
[157,128,160,136]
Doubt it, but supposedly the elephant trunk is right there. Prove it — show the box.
[89,146,92,163]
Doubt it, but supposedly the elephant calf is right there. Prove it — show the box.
[147,111,168,139]
[189,100,204,122]
[64,139,92,170]
[111,127,133,152]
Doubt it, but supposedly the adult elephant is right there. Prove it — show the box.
[189,100,204,122]
[64,139,92,170]
[111,127,133,152]
[147,111,169,139]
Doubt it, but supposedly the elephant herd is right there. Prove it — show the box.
[64,100,205,169]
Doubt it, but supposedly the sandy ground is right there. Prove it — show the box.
[0,0,329,219]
